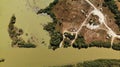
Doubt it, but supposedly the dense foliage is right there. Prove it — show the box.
[89,41,111,48]
[50,31,63,50]
[43,22,63,50]
[40,0,120,51]
[8,15,36,48]
[112,43,120,50]
[63,39,71,48]
[39,0,63,50]
[104,0,120,30]
[64,32,75,40]
[73,35,88,49]
[53,59,120,67]
[37,0,59,23]
[43,22,56,34]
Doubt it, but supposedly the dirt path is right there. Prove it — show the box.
[59,0,120,47]
[85,0,120,45]
[71,11,93,45]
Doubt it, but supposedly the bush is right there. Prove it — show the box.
[43,22,56,34]
[112,43,120,50]
[18,41,36,48]
[50,31,63,49]
[82,59,120,67]
[73,35,88,49]
[64,32,75,40]
[89,41,111,48]
[63,39,71,48]
[104,0,120,29]
[53,59,120,67]
[60,65,74,67]
[38,0,58,13]
[102,42,111,48]
[89,41,98,47]
[37,0,59,23]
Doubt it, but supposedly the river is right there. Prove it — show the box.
[0,0,120,67]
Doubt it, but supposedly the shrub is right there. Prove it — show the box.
[112,43,120,50]
[43,22,56,34]
[73,35,88,49]
[64,32,75,40]
[63,39,71,48]
[50,31,63,50]
[89,41,111,48]
[104,0,120,29]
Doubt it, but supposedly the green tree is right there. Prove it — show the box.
[50,31,63,50]
[64,32,75,40]
[112,43,120,50]
[73,35,88,49]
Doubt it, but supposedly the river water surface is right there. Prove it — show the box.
[0,0,120,67]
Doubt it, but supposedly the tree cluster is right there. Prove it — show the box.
[64,32,75,40]
[54,59,120,67]
[8,15,36,48]
[37,0,59,23]
[89,41,111,48]
[112,43,120,50]
[73,35,88,49]
[104,0,120,30]
[49,31,63,50]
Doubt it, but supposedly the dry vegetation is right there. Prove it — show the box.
[38,0,120,50]
[52,0,120,44]
[52,0,93,33]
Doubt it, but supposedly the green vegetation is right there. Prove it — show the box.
[81,59,120,67]
[18,43,36,48]
[89,41,111,48]
[45,28,63,50]
[37,0,59,23]
[112,43,120,50]
[39,0,63,50]
[8,15,36,48]
[39,0,120,51]
[63,39,71,48]
[16,39,36,48]
[50,31,63,50]
[64,32,75,40]
[43,22,56,34]
[52,59,120,67]
[104,0,120,30]
[37,0,58,14]
[43,22,63,50]
[72,36,112,50]
[73,35,88,49]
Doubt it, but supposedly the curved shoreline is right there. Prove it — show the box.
[37,0,120,51]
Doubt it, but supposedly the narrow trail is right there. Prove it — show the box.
[85,0,120,45]
[71,11,93,45]
[59,0,120,47]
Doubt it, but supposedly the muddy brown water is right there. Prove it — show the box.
[0,0,120,67]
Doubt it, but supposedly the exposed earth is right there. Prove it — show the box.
[7,0,120,50]
[1,0,120,67]
[38,0,120,50]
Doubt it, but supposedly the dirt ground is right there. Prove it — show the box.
[52,0,120,44]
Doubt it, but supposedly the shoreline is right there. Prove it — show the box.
[37,0,120,51]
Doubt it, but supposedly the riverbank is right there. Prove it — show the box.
[1,47,120,67]
[38,0,120,51]
[53,59,120,67]
[0,0,120,67]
